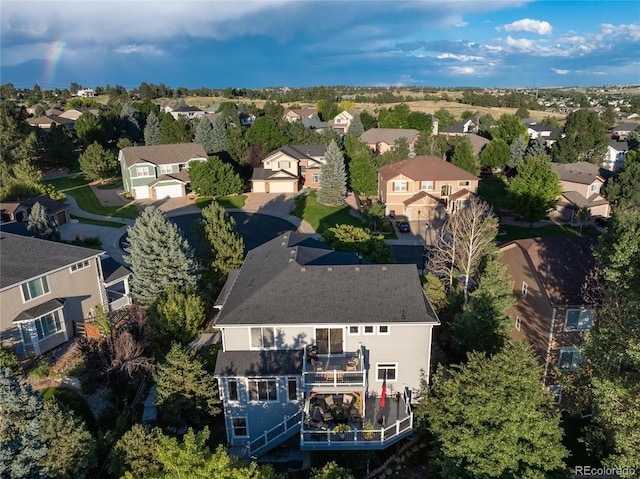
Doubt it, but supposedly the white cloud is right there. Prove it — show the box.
[505,36,539,51]
[437,53,484,61]
[501,18,553,35]
[450,66,476,75]
[551,68,570,75]
[114,44,165,56]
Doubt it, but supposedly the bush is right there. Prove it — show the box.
[27,360,51,381]
[381,221,394,234]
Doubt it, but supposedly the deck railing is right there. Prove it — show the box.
[247,411,303,457]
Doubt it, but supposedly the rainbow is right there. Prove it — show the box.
[44,40,65,87]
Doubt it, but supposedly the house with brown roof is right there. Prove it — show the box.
[550,162,611,223]
[377,155,479,220]
[498,237,597,402]
[284,107,319,123]
[251,144,326,193]
[0,195,70,226]
[26,115,74,130]
[118,143,208,200]
[360,128,420,155]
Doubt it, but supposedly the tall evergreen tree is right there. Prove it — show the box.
[194,117,215,154]
[198,201,244,276]
[347,114,364,138]
[27,202,60,241]
[210,115,228,153]
[153,344,221,429]
[317,140,347,205]
[450,136,478,175]
[0,369,48,479]
[423,342,568,478]
[525,135,546,160]
[124,207,198,307]
[144,112,161,146]
[509,135,527,168]
[507,155,562,229]
[120,103,141,141]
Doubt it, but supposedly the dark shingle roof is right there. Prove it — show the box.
[213,350,304,377]
[14,298,65,322]
[120,143,207,168]
[214,232,438,326]
[19,195,69,214]
[0,233,103,290]
[551,162,604,184]
[100,255,131,284]
[271,144,326,159]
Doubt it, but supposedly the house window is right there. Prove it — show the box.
[248,379,278,401]
[70,260,90,272]
[250,327,275,349]
[521,282,528,297]
[558,347,584,371]
[458,180,470,187]
[420,181,434,191]
[312,173,320,183]
[288,378,297,401]
[228,379,239,401]
[21,276,50,302]
[136,166,150,177]
[363,325,375,335]
[589,183,600,194]
[565,309,593,331]
[376,363,397,382]
[441,184,452,196]
[515,316,521,331]
[160,164,173,174]
[378,325,390,335]
[232,417,248,437]
[548,385,562,405]
[278,161,290,169]
[178,163,187,171]
[20,310,63,344]
[348,326,360,335]
[393,181,408,192]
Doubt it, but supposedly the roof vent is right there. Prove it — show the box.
[327,267,333,271]
[300,267,306,272]
[289,258,294,263]
[381,266,387,271]
[355,267,360,272]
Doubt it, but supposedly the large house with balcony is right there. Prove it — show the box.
[498,237,597,404]
[119,143,208,200]
[377,155,479,220]
[212,232,439,462]
[0,233,131,358]
[251,144,326,193]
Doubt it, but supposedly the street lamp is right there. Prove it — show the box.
[417,210,421,243]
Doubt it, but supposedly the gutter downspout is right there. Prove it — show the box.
[542,307,556,386]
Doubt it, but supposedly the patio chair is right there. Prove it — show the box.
[324,395,335,409]
[342,394,353,406]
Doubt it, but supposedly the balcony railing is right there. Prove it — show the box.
[302,346,365,388]
[246,411,303,458]
[107,290,131,312]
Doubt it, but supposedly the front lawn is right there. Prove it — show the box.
[44,175,139,220]
[291,190,363,235]
[478,176,511,211]
[497,223,600,242]
[196,195,247,209]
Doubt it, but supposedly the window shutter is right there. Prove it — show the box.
[391,182,395,190]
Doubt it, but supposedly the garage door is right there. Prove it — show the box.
[154,184,183,199]
[269,181,296,193]
[133,186,150,199]
[252,181,266,193]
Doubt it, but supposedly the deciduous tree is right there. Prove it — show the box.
[245,116,286,153]
[318,140,347,206]
[423,342,568,478]
[151,286,205,345]
[551,109,608,164]
[479,138,510,170]
[492,113,528,146]
[124,206,198,307]
[187,156,244,198]
[321,224,392,264]
[78,141,117,181]
[348,147,377,197]
[450,136,478,175]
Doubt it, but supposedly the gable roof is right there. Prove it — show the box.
[19,195,69,214]
[500,237,597,306]
[378,155,478,182]
[611,123,638,133]
[120,143,207,168]
[608,139,629,151]
[0,232,104,290]
[359,128,420,145]
[285,108,318,119]
[214,232,438,327]
[551,162,606,185]
[264,144,326,161]
[464,133,490,154]
[441,119,474,134]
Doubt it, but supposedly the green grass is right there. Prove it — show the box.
[96,179,123,189]
[478,177,511,211]
[70,214,127,228]
[497,223,600,242]
[291,190,363,235]
[196,195,247,209]
[44,175,139,220]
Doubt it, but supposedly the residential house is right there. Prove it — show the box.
[0,195,70,226]
[58,108,100,122]
[550,162,611,223]
[377,155,479,220]
[26,115,74,130]
[169,107,205,120]
[604,138,628,172]
[463,133,490,155]
[498,237,597,403]
[251,144,326,193]
[330,110,360,134]
[610,122,638,140]
[213,232,439,460]
[119,143,208,200]
[76,88,96,98]
[284,108,319,123]
[301,117,330,133]
[239,112,256,127]
[440,119,475,136]
[0,233,131,357]
[525,122,563,147]
[359,128,420,155]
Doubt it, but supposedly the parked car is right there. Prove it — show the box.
[397,220,411,233]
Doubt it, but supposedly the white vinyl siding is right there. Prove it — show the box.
[250,327,275,349]
[376,363,397,382]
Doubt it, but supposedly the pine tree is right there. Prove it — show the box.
[27,202,60,241]
[144,112,161,146]
[120,103,141,141]
[347,114,364,138]
[317,140,347,205]
[210,115,228,153]
[124,206,198,307]
[194,117,215,154]
[153,344,221,429]
[525,135,546,160]
[509,135,527,168]
[198,201,244,276]
[0,369,48,479]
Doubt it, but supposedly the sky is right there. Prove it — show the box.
[1,0,639,91]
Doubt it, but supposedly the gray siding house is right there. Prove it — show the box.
[213,232,439,460]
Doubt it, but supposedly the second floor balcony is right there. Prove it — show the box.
[301,346,365,388]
